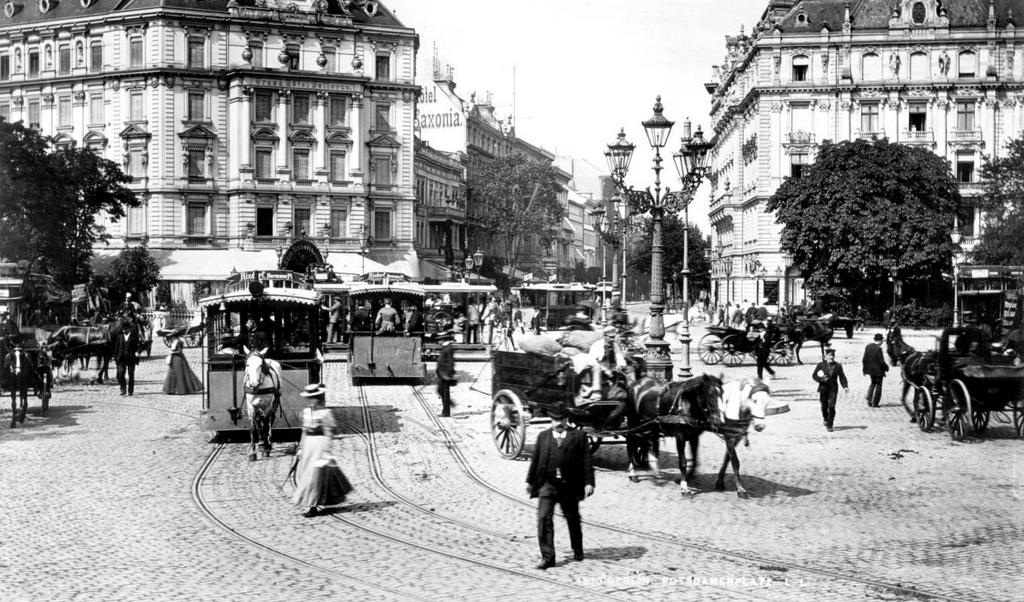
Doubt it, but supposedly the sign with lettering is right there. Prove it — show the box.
[246,78,361,94]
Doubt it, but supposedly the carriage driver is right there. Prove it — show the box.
[118,293,141,319]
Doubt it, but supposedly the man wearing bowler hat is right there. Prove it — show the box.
[812,348,848,432]
[526,403,595,570]
[862,333,888,408]
[435,331,457,417]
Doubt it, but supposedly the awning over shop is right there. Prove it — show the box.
[92,249,280,281]
[327,253,387,278]
[419,259,453,281]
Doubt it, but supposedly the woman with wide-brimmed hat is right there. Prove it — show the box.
[290,383,353,517]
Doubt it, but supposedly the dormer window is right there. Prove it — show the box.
[912,2,926,24]
[792,55,809,82]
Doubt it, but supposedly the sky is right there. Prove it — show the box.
[384,0,768,232]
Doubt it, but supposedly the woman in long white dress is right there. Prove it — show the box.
[290,384,353,517]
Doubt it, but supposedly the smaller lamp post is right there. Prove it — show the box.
[590,207,608,311]
[359,225,369,276]
[889,266,898,315]
[276,245,284,269]
[951,217,962,327]
[773,267,782,305]
[473,248,484,282]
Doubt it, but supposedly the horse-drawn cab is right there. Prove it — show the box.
[348,273,427,383]
[905,326,1024,440]
[199,270,321,434]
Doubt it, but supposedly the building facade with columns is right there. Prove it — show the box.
[706,0,1024,307]
[0,0,418,304]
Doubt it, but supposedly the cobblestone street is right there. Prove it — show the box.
[0,324,1021,601]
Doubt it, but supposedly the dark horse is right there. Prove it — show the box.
[779,315,835,364]
[626,375,771,498]
[2,341,34,427]
[46,317,138,383]
[895,340,934,423]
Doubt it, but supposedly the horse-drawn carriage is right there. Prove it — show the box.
[903,327,1024,441]
[1,333,54,426]
[489,347,784,496]
[696,325,794,366]
[199,270,322,457]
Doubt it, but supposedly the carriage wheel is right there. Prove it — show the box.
[971,410,990,434]
[948,379,973,437]
[916,387,935,432]
[720,334,745,366]
[491,390,527,460]
[1013,399,1024,438]
[722,350,745,366]
[769,340,794,366]
[696,334,724,365]
[948,411,968,442]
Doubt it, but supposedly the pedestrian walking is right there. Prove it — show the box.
[435,331,457,417]
[525,403,595,570]
[754,318,778,381]
[113,318,140,396]
[162,336,203,395]
[862,333,888,408]
[812,348,848,432]
[290,384,353,517]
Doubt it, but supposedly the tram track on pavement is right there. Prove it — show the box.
[328,384,630,601]
[191,443,426,602]
[406,384,957,602]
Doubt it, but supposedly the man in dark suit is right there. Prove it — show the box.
[812,348,848,432]
[112,319,140,396]
[525,403,595,570]
[435,331,456,417]
[862,333,889,408]
[351,301,372,334]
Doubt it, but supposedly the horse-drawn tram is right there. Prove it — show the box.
[347,273,427,383]
[198,270,321,444]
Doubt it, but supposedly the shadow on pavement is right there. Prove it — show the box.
[582,545,648,561]
[831,425,868,431]
[331,405,404,434]
[338,500,398,513]
[0,404,92,440]
[687,473,815,498]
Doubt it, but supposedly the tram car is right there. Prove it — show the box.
[198,270,321,432]
[348,273,427,383]
[514,282,600,331]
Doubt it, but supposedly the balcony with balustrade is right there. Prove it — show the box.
[901,129,935,146]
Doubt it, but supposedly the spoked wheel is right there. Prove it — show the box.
[948,379,973,438]
[916,387,935,432]
[1014,400,1024,438]
[491,390,527,460]
[697,334,724,365]
[971,410,990,434]
[769,340,794,366]
[721,334,745,366]
[948,411,968,442]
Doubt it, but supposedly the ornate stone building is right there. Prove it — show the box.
[0,0,418,303]
[706,0,1024,306]
[415,48,573,279]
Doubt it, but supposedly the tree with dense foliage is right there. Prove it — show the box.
[0,120,137,288]
[94,245,162,303]
[627,212,710,299]
[766,138,960,313]
[466,153,567,279]
[972,135,1024,265]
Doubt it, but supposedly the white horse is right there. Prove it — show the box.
[243,349,282,461]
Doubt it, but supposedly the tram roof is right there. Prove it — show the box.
[198,270,319,309]
[421,282,497,294]
[514,282,597,292]
[348,281,425,298]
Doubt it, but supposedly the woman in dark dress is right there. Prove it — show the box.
[162,337,203,394]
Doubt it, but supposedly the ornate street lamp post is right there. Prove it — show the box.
[590,206,609,312]
[604,97,711,381]
[951,217,962,327]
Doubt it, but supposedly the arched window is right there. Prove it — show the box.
[909,52,929,80]
[958,51,976,78]
[861,53,881,80]
[792,55,809,82]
